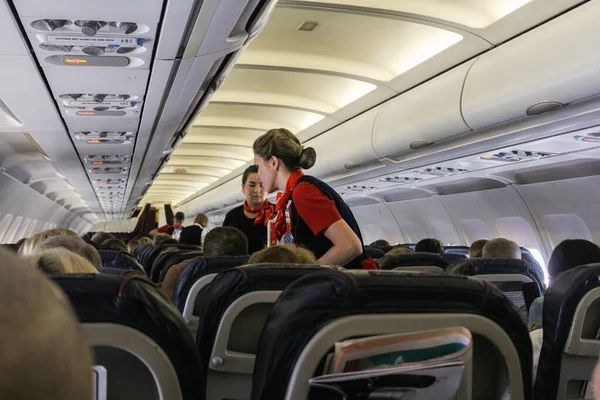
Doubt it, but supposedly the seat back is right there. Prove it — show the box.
[52,273,205,400]
[97,248,145,273]
[445,258,544,318]
[145,244,201,275]
[444,245,470,255]
[443,252,468,264]
[393,265,444,274]
[198,264,331,400]
[133,243,155,266]
[251,270,533,400]
[377,252,450,270]
[150,249,204,283]
[535,264,600,400]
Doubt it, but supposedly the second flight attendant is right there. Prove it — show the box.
[223,165,274,254]
[253,128,366,268]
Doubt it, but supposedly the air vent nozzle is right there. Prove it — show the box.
[417,166,467,176]
[110,22,138,34]
[378,176,422,184]
[75,20,107,37]
[31,19,70,31]
[480,149,555,162]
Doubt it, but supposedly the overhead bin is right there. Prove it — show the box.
[462,1,600,131]
[305,106,381,178]
[185,0,276,58]
[177,177,245,216]
[372,60,474,159]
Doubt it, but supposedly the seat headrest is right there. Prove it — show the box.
[196,264,330,379]
[442,253,468,263]
[132,243,154,265]
[377,252,450,270]
[52,273,204,400]
[446,258,545,293]
[535,264,600,399]
[251,270,533,400]
[97,248,144,272]
[172,255,250,311]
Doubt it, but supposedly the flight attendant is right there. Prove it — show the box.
[223,165,274,254]
[253,128,367,269]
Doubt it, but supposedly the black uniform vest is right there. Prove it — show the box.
[289,175,365,269]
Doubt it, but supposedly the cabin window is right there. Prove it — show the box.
[459,218,491,244]
[26,220,38,236]
[14,218,31,242]
[0,214,13,243]
[524,246,549,286]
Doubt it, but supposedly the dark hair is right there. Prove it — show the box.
[369,239,390,249]
[242,165,259,185]
[174,212,185,221]
[253,128,316,171]
[548,239,600,278]
[101,238,128,252]
[203,227,249,257]
[90,232,114,247]
[415,238,444,254]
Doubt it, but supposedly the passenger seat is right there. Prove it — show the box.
[53,273,205,400]
[377,251,450,270]
[535,264,600,399]
[197,264,335,400]
[251,270,534,400]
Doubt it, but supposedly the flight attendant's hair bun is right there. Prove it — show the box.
[298,147,316,170]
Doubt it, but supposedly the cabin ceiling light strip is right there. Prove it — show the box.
[480,149,555,162]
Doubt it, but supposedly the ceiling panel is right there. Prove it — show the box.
[213,68,376,113]
[237,7,463,81]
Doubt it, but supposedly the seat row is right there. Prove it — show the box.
[53,250,600,400]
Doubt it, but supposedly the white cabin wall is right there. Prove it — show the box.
[431,187,547,259]
[518,176,600,250]
[351,203,405,245]
[0,173,91,242]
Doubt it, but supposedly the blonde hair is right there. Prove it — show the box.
[253,128,316,171]
[385,247,413,256]
[248,245,316,264]
[194,214,209,227]
[30,248,99,274]
[19,229,79,256]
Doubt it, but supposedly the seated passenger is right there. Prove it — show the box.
[90,231,114,247]
[153,233,173,246]
[369,239,390,249]
[248,244,316,264]
[0,249,93,399]
[385,247,413,256]
[19,228,80,256]
[180,214,210,246]
[469,239,488,258]
[482,238,521,259]
[33,236,101,269]
[529,239,600,331]
[30,248,99,274]
[414,238,444,254]
[101,238,128,252]
[203,227,249,257]
[150,211,185,240]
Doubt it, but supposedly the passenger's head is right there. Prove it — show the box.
[385,247,413,256]
[30,248,99,274]
[153,233,172,246]
[194,213,209,227]
[203,227,249,257]
[90,231,114,247]
[20,228,80,256]
[248,245,316,264]
[415,238,444,254]
[469,239,489,258]
[241,165,266,208]
[253,128,316,193]
[101,238,128,252]
[127,238,140,254]
[173,211,185,230]
[0,249,93,399]
[369,239,390,249]
[547,239,600,279]
[482,238,521,260]
[34,236,101,269]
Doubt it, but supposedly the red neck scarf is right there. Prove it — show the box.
[243,199,275,226]
[272,170,304,240]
